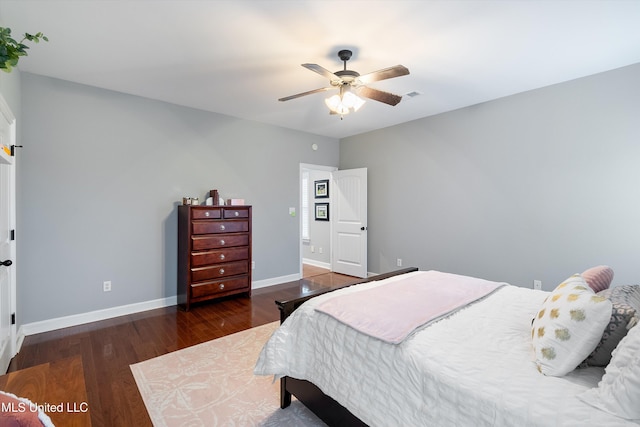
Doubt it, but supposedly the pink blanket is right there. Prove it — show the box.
[315,270,507,344]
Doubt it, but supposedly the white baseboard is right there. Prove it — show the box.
[302,258,331,270]
[16,274,306,345]
[252,273,300,290]
[17,296,178,347]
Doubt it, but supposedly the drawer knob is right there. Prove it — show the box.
[219,268,225,275]
[205,211,210,217]
[220,224,226,231]
[220,254,225,260]
[219,283,225,290]
[220,239,225,245]
[234,211,239,217]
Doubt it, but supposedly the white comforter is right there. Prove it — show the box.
[254,272,639,426]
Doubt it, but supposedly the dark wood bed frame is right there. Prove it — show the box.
[274,267,419,427]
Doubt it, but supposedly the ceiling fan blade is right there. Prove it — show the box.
[356,65,410,85]
[302,63,342,83]
[278,87,333,102]
[356,86,403,106]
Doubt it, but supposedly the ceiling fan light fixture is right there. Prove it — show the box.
[325,89,365,115]
[343,91,365,111]
[325,94,347,114]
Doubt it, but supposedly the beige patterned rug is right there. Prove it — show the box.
[130,321,326,427]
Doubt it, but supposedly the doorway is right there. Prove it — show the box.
[299,164,368,279]
[299,163,336,278]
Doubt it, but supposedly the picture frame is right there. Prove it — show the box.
[314,179,329,198]
[315,203,329,221]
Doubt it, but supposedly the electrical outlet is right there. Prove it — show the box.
[319,247,323,254]
[251,261,255,270]
[397,258,402,267]
[533,280,542,290]
[103,280,112,292]
[310,245,315,253]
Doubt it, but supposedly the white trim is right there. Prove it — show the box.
[14,273,315,351]
[15,333,25,356]
[17,296,178,342]
[0,93,16,374]
[252,273,300,290]
[302,258,331,270]
[15,274,302,341]
[301,169,310,240]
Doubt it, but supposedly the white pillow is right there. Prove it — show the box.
[578,324,640,420]
[531,274,612,376]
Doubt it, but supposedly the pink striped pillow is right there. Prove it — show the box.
[581,265,614,293]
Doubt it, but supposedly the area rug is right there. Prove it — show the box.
[130,321,326,426]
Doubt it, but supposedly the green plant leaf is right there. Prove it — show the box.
[0,26,47,73]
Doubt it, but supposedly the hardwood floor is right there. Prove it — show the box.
[1,268,355,427]
[0,356,91,427]
[302,263,331,278]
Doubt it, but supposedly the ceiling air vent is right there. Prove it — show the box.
[404,91,422,99]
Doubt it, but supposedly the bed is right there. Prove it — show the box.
[254,267,640,426]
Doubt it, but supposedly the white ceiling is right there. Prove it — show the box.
[2,0,640,139]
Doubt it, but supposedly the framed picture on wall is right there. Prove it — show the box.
[314,179,329,198]
[315,203,329,221]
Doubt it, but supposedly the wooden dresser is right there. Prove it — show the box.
[178,205,252,310]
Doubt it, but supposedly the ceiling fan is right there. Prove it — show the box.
[279,49,410,116]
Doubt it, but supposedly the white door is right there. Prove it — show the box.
[331,168,367,278]
[0,95,16,374]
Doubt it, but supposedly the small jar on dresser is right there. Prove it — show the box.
[177,205,252,310]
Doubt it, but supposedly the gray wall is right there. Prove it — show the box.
[0,72,20,119]
[340,63,640,289]
[18,73,339,325]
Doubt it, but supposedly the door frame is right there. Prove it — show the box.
[0,93,17,373]
[299,163,337,278]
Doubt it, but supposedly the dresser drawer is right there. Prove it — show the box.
[191,260,249,282]
[191,208,222,220]
[191,247,249,267]
[191,234,249,250]
[223,207,250,219]
[190,276,249,299]
[192,220,249,235]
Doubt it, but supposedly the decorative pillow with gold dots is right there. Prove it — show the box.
[531,274,612,376]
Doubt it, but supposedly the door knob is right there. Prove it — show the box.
[360,226,368,231]
[0,260,12,267]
